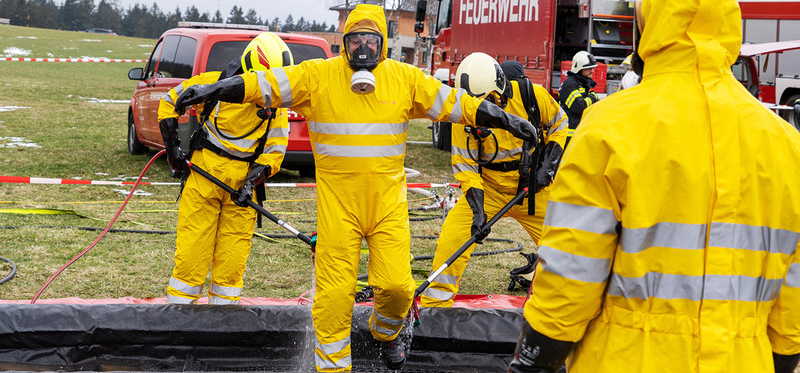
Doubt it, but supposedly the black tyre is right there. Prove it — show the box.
[431,121,452,151]
[780,94,800,132]
[128,111,147,155]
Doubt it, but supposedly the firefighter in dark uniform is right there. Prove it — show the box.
[559,51,599,145]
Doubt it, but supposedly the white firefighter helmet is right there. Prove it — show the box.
[570,51,598,74]
[455,52,511,101]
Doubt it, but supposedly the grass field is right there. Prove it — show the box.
[0,25,536,302]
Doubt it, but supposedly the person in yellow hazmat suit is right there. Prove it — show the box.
[171,4,539,372]
[420,55,567,307]
[509,0,800,372]
[157,32,291,305]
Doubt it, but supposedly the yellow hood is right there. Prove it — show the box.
[343,4,388,63]
[638,0,741,80]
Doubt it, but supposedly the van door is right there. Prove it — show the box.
[139,35,197,146]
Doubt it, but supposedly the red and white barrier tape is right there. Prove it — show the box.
[0,176,459,189]
[2,57,147,63]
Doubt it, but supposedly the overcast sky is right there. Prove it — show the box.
[110,0,343,26]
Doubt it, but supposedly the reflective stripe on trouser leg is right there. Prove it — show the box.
[421,196,477,307]
[366,201,414,341]
[167,277,202,304]
[209,192,257,305]
[420,186,548,307]
[312,199,362,371]
[168,156,224,304]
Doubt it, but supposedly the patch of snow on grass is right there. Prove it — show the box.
[0,106,30,112]
[113,188,153,196]
[3,47,31,57]
[0,136,41,148]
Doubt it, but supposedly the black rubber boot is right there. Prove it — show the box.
[380,337,407,371]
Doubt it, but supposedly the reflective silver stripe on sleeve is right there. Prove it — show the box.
[309,121,408,135]
[173,84,185,95]
[544,200,619,235]
[314,143,405,157]
[537,245,612,283]
[431,273,459,285]
[547,111,567,135]
[166,294,197,304]
[620,222,707,254]
[452,162,480,175]
[272,67,292,107]
[162,92,175,105]
[709,222,800,255]
[447,89,466,123]
[209,296,240,305]
[422,287,455,301]
[255,70,273,106]
[608,272,783,302]
[262,144,288,154]
[785,263,800,288]
[168,276,203,295]
[209,283,242,297]
[427,84,452,120]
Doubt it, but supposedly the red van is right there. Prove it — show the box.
[127,22,332,176]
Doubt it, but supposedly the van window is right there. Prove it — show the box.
[144,40,163,80]
[172,37,197,79]
[206,41,250,72]
[157,36,197,79]
[287,42,327,63]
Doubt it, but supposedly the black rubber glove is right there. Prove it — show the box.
[534,141,564,193]
[233,164,270,208]
[508,322,574,373]
[464,187,490,243]
[158,117,189,173]
[774,352,800,373]
[476,100,539,145]
[174,75,246,118]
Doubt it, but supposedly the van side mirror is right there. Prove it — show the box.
[128,67,144,80]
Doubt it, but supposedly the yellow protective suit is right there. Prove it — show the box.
[158,71,288,305]
[228,5,497,371]
[524,0,800,372]
[420,81,567,307]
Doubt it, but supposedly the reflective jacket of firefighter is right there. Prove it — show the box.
[559,68,598,145]
[158,71,288,305]
[209,6,533,372]
[520,0,800,372]
[421,78,567,307]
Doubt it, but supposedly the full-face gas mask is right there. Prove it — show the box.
[343,32,382,94]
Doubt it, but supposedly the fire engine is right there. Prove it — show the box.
[415,0,637,149]
[736,0,800,129]
[415,0,800,148]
